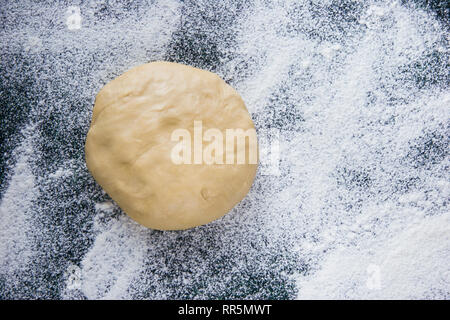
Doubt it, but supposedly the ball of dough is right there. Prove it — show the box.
[85,61,258,230]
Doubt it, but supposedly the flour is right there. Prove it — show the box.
[0,0,448,299]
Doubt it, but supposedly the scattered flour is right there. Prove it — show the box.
[297,213,450,299]
[1,0,448,299]
[0,129,37,289]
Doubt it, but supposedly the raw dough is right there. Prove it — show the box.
[85,61,258,230]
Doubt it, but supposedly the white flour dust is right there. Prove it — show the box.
[0,0,448,299]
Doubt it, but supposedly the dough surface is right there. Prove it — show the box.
[85,61,258,230]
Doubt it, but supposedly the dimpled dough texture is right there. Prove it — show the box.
[85,61,258,230]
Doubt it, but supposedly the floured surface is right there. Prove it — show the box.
[0,0,449,299]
